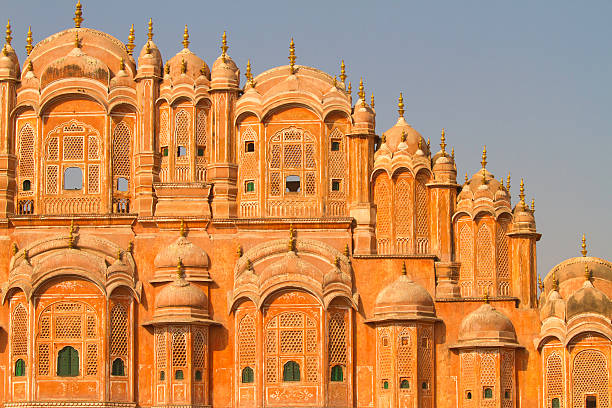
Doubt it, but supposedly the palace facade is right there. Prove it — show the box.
[0,3,610,408]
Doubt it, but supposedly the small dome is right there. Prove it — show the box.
[167,48,209,81]
[540,289,566,321]
[41,45,109,89]
[369,270,436,322]
[511,201,536,232]
[110,63,132,88]
[382,116,429,156]
[154,235,209,271]
[432,153,457,183]
[107,254,130,277]
[566,279,612,320]
[0,44,19,77]
[137,40,162,70]
[156,276,208,311]
[352,100,375,127]
[211,54,239,87]
[456,303,519,348]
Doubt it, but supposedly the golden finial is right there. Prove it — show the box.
[245,59,254,86]
[182,24,190,49]
[2,45,7,57]
[340,59,346,83]
[68,219,77,248]
[23,249,29,263]
[5,20,11,45]
[73,1,83,28]
[127,241,134,254]
[401,131,406,143]
[288,37,296,74]
[145,41,151,55]
[538,276,544,292]
[440,128,446,154]
[333,75,337,87]
[464,173,468,183]
[236,243,243,257]
[119,57,125,71]
[116,250,122,260]
[147,18,154,42]
[381,133,386,144]
[519,178,526,206]
[581,233,587,257]
[507,173,511,192]
[74,31,80,48]
[25,26,33,56]
[552,272,559,291]
[398,92,405,117]
[288,223,296,251]
[27,60,33,72]
[126,24,135,56]
[11,242,18,255]
[200,64,206,76]
[371,93,375,108]
[531,198,535,212]
[481,145,487,169]
[221,31,228,62]
[584,264,592,281]
[343,243,350,258]
[334,256,340,268]
[401,262,407,275]
[358,77,365,100]
[180,58,187,74]
[418,137,422,150]
[451,147,455,160]
[427,137,431,150]
[177,258,185,279]
[164,61,170,75]
[179,219,186,237]
[499,177,505,191]
[246,258,253,271]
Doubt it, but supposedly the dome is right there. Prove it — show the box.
[454,303,520,348]
[545,256,612,291]
[383,116,429,156]
[167,48,209,81]
[367,268,437,322]
[353,100,375,127]
[540,289,566,321]
[40,43,109,89]
[109,61,132,88]
[137,40,162,71]
[0,44,19,78]
[154,235,209,271]
[156,276,208,311]
[211,54,239,87]
[566,279,612,320]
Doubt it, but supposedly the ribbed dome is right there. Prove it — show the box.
[156,277,208,311]
[540,289,566,321]
[154,236,209,270]
[41,45,109,89]
[368,270,436,322]
[353,100,375,126]
[0,44,19,77]
[382,116,429,156]
[455,303,519,348]
[211,54,239,87]
[167,48,209,81]
[566,279,612,320]
[138,40,162,69]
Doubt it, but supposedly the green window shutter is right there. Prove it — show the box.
[400,379,410,389]
[283,361,300,382]
[242,366,254,383]
[15,359,25,377]
[70,347,79,376]
[552,399,560,408]
[331,365,343,382]
[112,358,125,376]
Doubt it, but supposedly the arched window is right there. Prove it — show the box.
[64,167,83,190]
[466,391,472,400]
[175,369,184,380]
[57,346,79,377]
[551,398,560,408]
[331,365,343,382]
[400,379,410,389]
[241,366,254,383]
[282,361,300,382]
[382,380,389,389]
[159,370,165,381]
[195,370,202,381]
[22,180,31,191]
[15,359,25,377]
[116,177,128,192]
[483,387,493,399]
[111,358,125,376]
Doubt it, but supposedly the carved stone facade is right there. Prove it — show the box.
[0,5,609,408]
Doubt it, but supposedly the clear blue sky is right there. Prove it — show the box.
[3,0,611,277]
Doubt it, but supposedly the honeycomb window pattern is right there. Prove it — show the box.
[112,122,131,179]
[571,349,609,408]
[171,327,188,368]
[239,314,256,368]
[18,123,35,192]
[11,304,28,358]
[110,303,128,358]
[328,311,347,366]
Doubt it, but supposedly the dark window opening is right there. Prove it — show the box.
[466,391,472,400]
[400,379,410,389]
[159,370,165,381]
[195,370,202,381]
[382,338,389,347]
[111,358,125,376]
[197,147,205,156]
[331,140,340,151]
[382,380,389,389]
[285,175,301,193]
[162,147,169,157]
[22,180,31,191]
[245,180,255,193]
[177,146,187,157]
[421,338,428,348]
[117,177,128,192]
[282,361,300,382]
[586,396,597,408]
[551,398,560,408]
[331,365,343,382]
[241,366,254,383]
[175,369,184,380]
[331,179,341,191]
[63,167,83,190]
[504,389,511,399]
[422,382,429,390]
[14,359,25,377]
[484,387,493,399]
[245,141,255,153]
[57,346,79,377]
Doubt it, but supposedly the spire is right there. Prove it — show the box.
[538,276,544,292]
[507,173,511,192]
[398,92,405,117]
[5,19,11,45]
[180,58,187,74]
[370,92,375,108]
[74,31,81,48]
[481,145,487,169]
[245,59,254,86]
[581,233,587,257]
[73,1,83,28]
[177,258,185,279]
[401,262,407,275]
[584,264,592,282]
[340,59,346,83]
[552,272,559,291]
[440,128,447,154]
[531,198,535,212]
[381,133,386,144]
[427,137,431,151]
[221,31,228,62]
[343,243,350,258]
[179,219,186,237]
[182,25,189,49]
[451,147,455,160]
[347,81,352,96]
[358,77,365,101]
[519,178,526,206]
[147,18,154,42]
[125,24,135,56]
[25,26,32,55]
[464,173,468,183]
[288,37,296,74]
[119,57,125,71]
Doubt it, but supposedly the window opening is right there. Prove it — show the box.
[282,361,300,382]
[22,180,31,191]
[331,179,341,191]
[195,370,202,381]
[242,366,254,383]
[175,369,184,380]
[245,180,255,193]
[484,387,493,399]
[162,147,169,157]
[57,346,79,377]
[197,147,205,156]
[422,382,429,390]
[586,396,597,408]
[331,365,343,382]
[63,167,83,190]
[551,398,560,408]
[245,141,255,152]
[331,140,340,151]
[504,389,510,399]
[111,358,125,376]
[159,370,165,381]
[383,380,389,389]
[177,146,187,157]
[116,177,128,192]
[400,379,410,389]
[15,359,25,377]
[285,175,301,193]
[466,391,472,400]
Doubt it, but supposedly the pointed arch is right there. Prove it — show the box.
[374,172,393,255]
[476,223,494,296]
[458,222,474,297]
[394,172,412,254]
